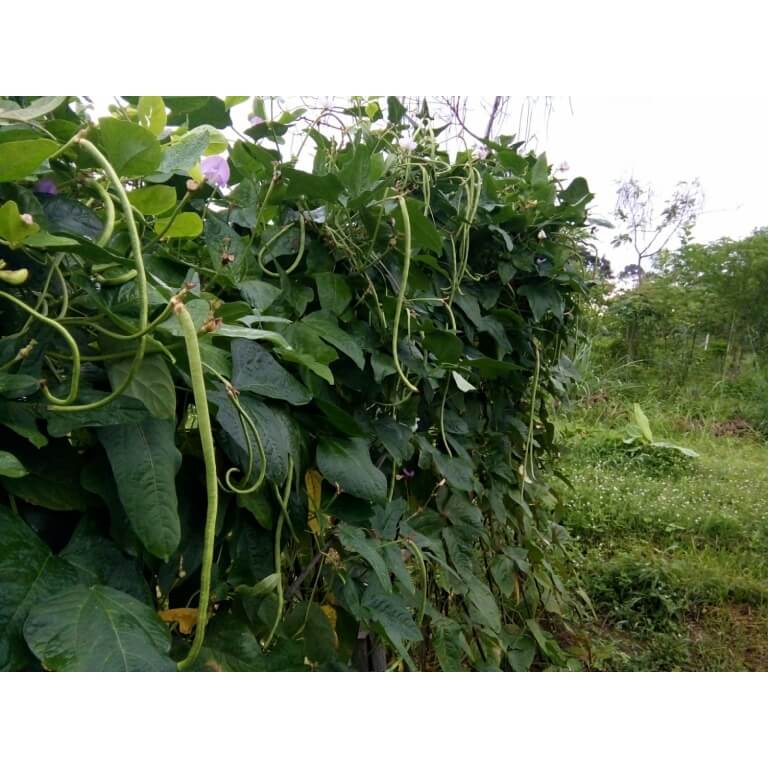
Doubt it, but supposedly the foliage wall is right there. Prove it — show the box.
[0,96,592,671]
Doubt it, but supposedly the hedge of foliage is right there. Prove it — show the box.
[0,96,592,671]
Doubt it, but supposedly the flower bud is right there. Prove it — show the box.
[20,213,34,226]
[186,179,200,192]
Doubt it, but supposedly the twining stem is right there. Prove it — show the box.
[175,298,219,671]
[392,197,418,393]
[0,291,80,405]
[88,180,116,247]
[47,136,150,413]
[257,215,306,277]
[263,456,294,650]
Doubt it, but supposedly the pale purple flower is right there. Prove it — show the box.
[249,115,265,126]
[34,178,57,195]
[398,137,417,152]
[472,145,489,161]
[201,156,230,188]
[20,213,34,225]
[402,468,416,479]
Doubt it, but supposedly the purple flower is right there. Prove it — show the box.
[201,156,230,188]
[34,178,57,196]
[249,115,265,126]
[402,467,416,479]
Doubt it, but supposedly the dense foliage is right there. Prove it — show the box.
[0,96,592,671]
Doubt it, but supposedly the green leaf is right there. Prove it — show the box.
[507,632,536,671]
[317,437,387,502]
[386,97,407,124]
[61,518,150,602]
[231,339,311,406]
[401,197,442,253]
[23,585,175,671]
[0,200,39,247]
[560,176,591,206]
[99,118,162,177]
[314,272,352,315]
[374,418,414,463]
[107,355,176,420]
[432,453,475,492]
[153,125,212,178]
[212,392,293,484]
[97,420,182,560]
[337,523,391,591]
[127,185,177,216]
[432,616,469,671]
[154,212,203,239]
[0,139,59,182]
[281,168,343,202]
[302,312,365,369]
[0,451,27,478]
[283,602,338,664]
[361,584,421,668]
[137,96,167,136]
[39,195,104,240]
[46,394,150,437]
[465,574,501,634]
[518,283,564,322]
[0,373,40,398]
[190,614,306,671]
[423,330,463,363]
[0,97,66,123]
[239,279,282,312]
[0,507,79,670]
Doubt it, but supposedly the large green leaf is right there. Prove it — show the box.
[0,97,66,123]
[314,272,352,315]
[97,419,182,560]
[0,199,39,247]
[0,507,79,670]
[190,614,306,672]
[39,195,104,240]
[107,355,176,420]
[212,392,292,484]
[46,393,151,437]
[281,168,343,202]
[23,585,175,671]
[98,118,161,177]
[0,451,27,478]
[127,184,177,216]
[316,437,387,502]
[337,523,391,591]
[302,312,365,369]
[0,139,59,182]
[61,518,150,602]
[360,583,422,668]
[231,339,311,406]
[153,211,203,239]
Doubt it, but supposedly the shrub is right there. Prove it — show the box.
[0,96,592,671]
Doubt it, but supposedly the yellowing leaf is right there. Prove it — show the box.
[158,607,198,635]
[320,603,337,633]
[305,468,324,534]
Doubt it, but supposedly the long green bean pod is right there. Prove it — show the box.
[174,298,219,671]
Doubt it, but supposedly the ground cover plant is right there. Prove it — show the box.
[0,96,593,671]
[557,397,768,671]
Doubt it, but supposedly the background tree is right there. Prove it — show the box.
[612,177,703,283]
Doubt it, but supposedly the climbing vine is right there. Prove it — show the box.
[0,96,592,671]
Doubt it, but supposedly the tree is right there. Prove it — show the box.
[611,177,703,283]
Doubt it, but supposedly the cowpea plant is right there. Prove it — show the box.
[0,96,592,671]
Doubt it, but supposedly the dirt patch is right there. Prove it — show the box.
[711,419,757,438]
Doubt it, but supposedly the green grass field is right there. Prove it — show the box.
[554,410,768,671]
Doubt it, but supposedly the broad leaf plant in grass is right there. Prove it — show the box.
[0,96,592,671]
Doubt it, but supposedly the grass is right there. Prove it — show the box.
[553,405,768,671]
